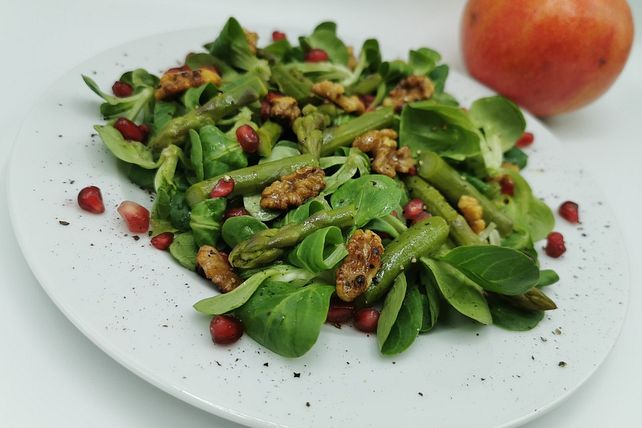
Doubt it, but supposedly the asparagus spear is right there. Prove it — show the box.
[256,121,282,157]
[493,287,557,311]
[293,105,331,159]
[357,216,449,306]
[320,107,395,156]
[148,73,268,151]
[405,176,484,246]
[185,153,318,207]
[229,205,356,268]
[417,150,513,235]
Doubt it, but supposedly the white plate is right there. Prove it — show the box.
[7,26,629,428]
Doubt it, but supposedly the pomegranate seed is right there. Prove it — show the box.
[272,30,287,42]
[77,186,105,214]
[326,300,354,325]
[406,166,417,176]
[112,81,133,97]
[138,123,150,141]
[265,91,283,103]
[359,94,375,110]
[210,177,235,198]
[210,315,244,344]
[117,200,150,233]
[353,308,380,333]
[150,232,174,250]
[500,175,515,196]
[516,131,534,148]
[559,201,580,224]
[224,207,249,219]
[545,232,566,258]
[403,198,425,220]
[114,117,144,142]
[235,125,259,153]
[260,100,271,120]
[305,48,329,63]
[411,211,432,225]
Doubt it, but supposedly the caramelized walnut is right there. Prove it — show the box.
[458,195,486,234]
[155,67,221,100]
[312,80,365,114]
[335,230,384,302]
[383,75,435,111]
[260,166,326,211]
[352,129,416,177]
[243,29,258,54]
[195,245,242,293]
[269,96,301,124]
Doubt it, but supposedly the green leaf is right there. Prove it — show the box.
[221,216,268,248]
[536,269,560,288]
[322,148,370,195]
[279,197,331,226]
[193,267,283,315]
[83,71,157,121]
[242,194,280,222]
[190,125,248,180]
[502,170,555,242]
[152,101,179,135]
[94,125,157,169]
[270,65,314,102]
[169,232,198,270]
[399,100,481,160]
[330,175,403,227]
[300,22,350,65]
[377,273,407,349]
[381,285,424,355]
[501,229,538,264]
[421,258,492,325]
[503,147,528,169]
[487,295,544,331]
[189,198,226,247]
[469,96,526,174]
[235,281,335,357]
[419,268,440,332]
[182,83,219,111]
[185,52,238,81]
[260,141,300,163]
[439,245,539,295]
[429,64,449,94]
[288,226,348,273]
[408,47,441,75]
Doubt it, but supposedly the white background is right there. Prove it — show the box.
[1,1,640,427]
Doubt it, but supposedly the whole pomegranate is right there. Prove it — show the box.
[461,0,634,116]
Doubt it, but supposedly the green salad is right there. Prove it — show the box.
[83,18,560,358]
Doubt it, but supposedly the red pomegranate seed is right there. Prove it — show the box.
[516,131,534,148]
[545,232,566,258]
[305,48,329,63]
[412,211,432,225]
[77,186,105,214]
[210,315,244,344]
[260,100,271,120]
[500,175,515,196]
[112,81,133,97]
[559,201,580,224]
[150,232,174,250]
[406,166,417,176]
[265,91,283,103]
[224,207,249,219]
[114,117,144,142]
[117,200,150,233]
[210,177,235,198]
[403,198,425,220]
[353,308,380,333]
[326,300,354,325]
[272,30,287,42]
[235,125,259,153]
[138,123,150,140]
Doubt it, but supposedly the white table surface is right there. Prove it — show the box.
[1,1,640,427]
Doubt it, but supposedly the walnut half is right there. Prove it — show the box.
[458,195,486,234]
[335,230,384,302]
[312,80,365,114]
[195,245,242,293]
[383,75,435,111]
[352,129,416,177]
[155,67,222,100]
[260,166,326,211]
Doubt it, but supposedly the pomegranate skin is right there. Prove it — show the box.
[461,0,634,116]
